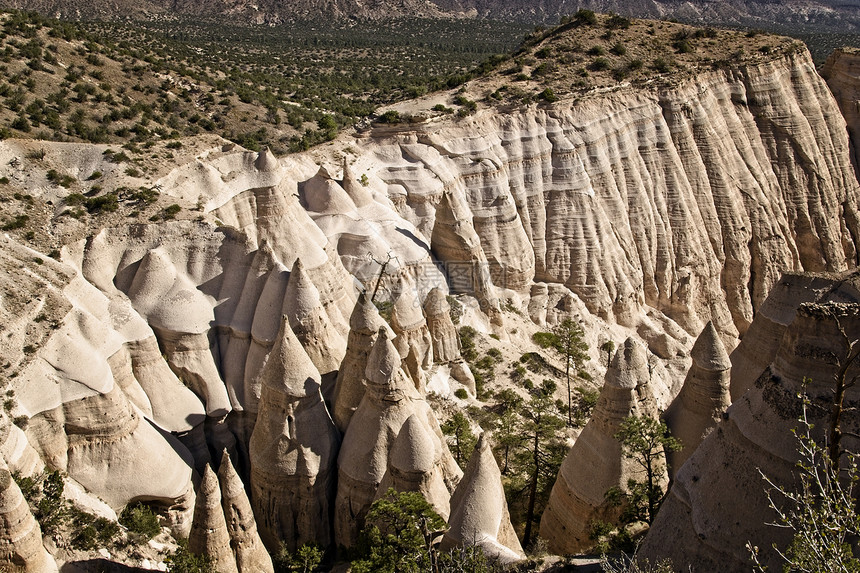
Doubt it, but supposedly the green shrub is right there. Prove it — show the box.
[454,388,468,400]
[589,57,611,71]
[574,9,597,25]
[119,502,161,540]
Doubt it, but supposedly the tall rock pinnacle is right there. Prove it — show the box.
[441,434,524,564]
[249,316,339,552]
[663,321,731,477]
[189,465,238,573]
[540,337,662,553]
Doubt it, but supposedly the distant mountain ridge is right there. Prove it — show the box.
[3,0,860,30]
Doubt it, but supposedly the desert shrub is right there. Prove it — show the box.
[119,502,161,540]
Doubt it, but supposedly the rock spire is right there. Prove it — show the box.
[441,434,524,564]
[663,321,731,477]
[189,465,238,573]
[331,291,389,432]
[0,458,58,572]
[540,337,662,554]
[334,329,461,547]
[249,315,339,552]
[218,451,274,573]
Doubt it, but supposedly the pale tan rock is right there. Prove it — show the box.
[430,190,504,326]
[390,281,433,390]
[218,451,274,573]
[0,459,57,572]
[64,382,197,536]
[0,412,42,479]
[331,292,389,433]
[822,47,860,177]
[423,287,461,363]
[663,321,731,477]
[376,51,859,339]
[342,159,374,207]
[249,316,339,552]
[189,465,239,573]
[284,258,347,377]
[376,413,452,520]
[126,336,206,432]
[241,259,290,416]
[107,344,153,419]
[441,434,524,564]
[639,287,860,572]
[540,337,663,554]
[334,329,461,547]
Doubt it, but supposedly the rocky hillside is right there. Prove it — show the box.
[0,12,857,571]
[3,0,860,31]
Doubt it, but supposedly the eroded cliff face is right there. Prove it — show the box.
[369,50,860,342]
[639,271,860,572]
[823,47,860,179]
[0,40,856,568]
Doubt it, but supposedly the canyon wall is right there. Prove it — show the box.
[0,43,857,567]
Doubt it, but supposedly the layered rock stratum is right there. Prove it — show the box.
[639,270,860,571]
[0,18,856,568]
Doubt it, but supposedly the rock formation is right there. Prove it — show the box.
[249,315,339,552]
[189,465,238,573]
[390,280,434,390]
[334,329,461,547]
[331,291,389,433]
[822,47,860,177]
[218,451,274,573]
[662,321,732,477]
[0,458,58,572]
[375,413,452,520]
[639,278,860,571]
[422,288,460,363]
[441,434,524,564]
[422,288,476,393]
[540,337,662,554]
[284,257,347,379]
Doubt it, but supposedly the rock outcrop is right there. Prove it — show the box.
[249,316,339,552]
[218,451,274,573]
[390,280,434,390]
[376,50,859,343]
[331,292,390,432]
[375,413,453,520]
[441,434,524,564]
[284,257,347,379]
[423,287,460,363]
[0,458,58,572]
[540,338,662,554]
[662,321,732,477]
[822,47,860,177]
[189,466,238,573]
[334,329,461,547]
[639,272,860,571]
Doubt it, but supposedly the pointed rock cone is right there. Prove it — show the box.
[284,258,347,376]
[0,458,57,572]
[378,413,451,520]
[332,292,388,432]
[189,466,239,573]
[249,316,339,553]
[441,434,524,564]
[663,322,731,477]
[334,329,461,548]
[341,159,373,207]
[254,147,279,172]
[540,337,663,554]
[390,284,433,391]
[423,288,461,364]
[218,451,274,573]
